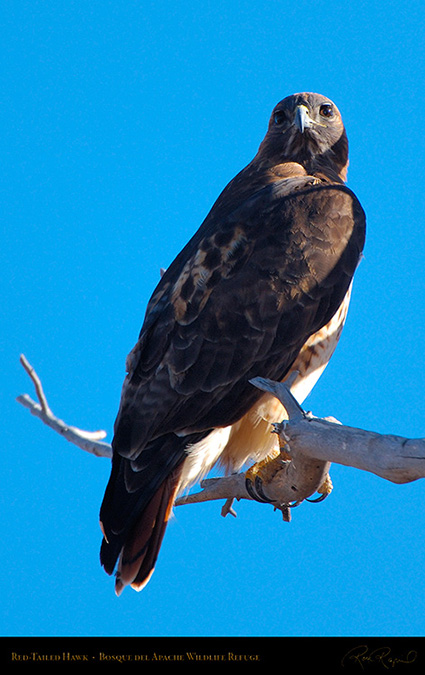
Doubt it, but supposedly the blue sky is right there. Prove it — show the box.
[3,0,425,640]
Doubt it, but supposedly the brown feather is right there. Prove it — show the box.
[114,465,183,596]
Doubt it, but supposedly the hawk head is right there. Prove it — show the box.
[258,92,349,181]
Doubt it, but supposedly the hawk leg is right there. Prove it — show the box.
[244,435,333,505]
[244,446,290,503]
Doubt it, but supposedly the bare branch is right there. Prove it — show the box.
[19,353,53,416]
[278,416,425,485]
[17,355,112,458]
[17,357,425,521]
[250,377,425,485]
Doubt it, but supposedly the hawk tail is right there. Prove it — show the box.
[101,465,183,596]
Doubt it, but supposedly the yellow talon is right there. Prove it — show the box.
[318,474,333,496]
[244,446,280,483]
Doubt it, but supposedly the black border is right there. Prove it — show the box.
[2,636,425,670]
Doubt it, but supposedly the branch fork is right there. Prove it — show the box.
[16,354,112,458]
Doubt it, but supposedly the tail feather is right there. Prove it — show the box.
[111,466,182,596]
[100,430,209,594]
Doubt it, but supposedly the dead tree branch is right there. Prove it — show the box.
[17,357,425,520]
[16,354,112,458]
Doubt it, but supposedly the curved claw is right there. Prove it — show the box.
[246,474,330,507]
[305,493,329,503]
[245,477,270,503]
[245,476,276,504]
[254,476,277,504]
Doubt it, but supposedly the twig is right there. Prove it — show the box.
[16,354,112,458]
[19,353,53,416]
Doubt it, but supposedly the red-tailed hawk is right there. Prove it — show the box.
[100,92,366,595]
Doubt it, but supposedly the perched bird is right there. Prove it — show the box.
[100,92,366,595]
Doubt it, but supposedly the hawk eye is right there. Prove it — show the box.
[273,110,286,125]
[319,104,334,118]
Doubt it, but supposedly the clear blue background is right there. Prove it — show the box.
[3,0,425,638]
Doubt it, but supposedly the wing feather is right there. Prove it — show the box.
[113,178,365,461]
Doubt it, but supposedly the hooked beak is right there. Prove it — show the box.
[294,104,311,133]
